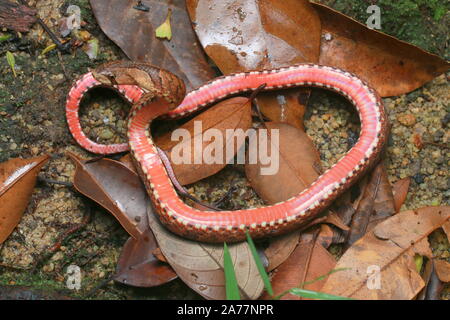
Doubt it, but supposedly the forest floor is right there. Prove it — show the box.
[0,0,448,299]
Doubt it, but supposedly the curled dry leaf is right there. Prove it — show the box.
[0,155,49,243]
[245,122,322,271]
[146,205,264,300]
[68,152,148,239]
[418,260,444,300]
[156,97,252,185]
[322,206,450,300]
[114,228,178,287]
[392,177,411,213]
[346,162,395,246]
[186,0,322,129]
[68,153,176,287]
[313,2,450,97]
[89,0,215,90]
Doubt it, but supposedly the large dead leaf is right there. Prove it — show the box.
[156,97,252,185]
[114,228,178,287]
[392,178,411,213]
[245,122,322,270]
[322,206,450,299]
[261,232,336,300]
[186,0,322,129]
[0,155,49,243]
[89,0,215,90]
[69,153,147,239]
[245,122,321,204]
[69,153,176,287]
[146,205,264,300]
[346,162,395,246]
[313,2,449,97]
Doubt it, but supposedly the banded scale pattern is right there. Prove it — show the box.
[66,62,388,242]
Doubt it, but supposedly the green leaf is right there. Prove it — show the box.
[414,254,423,273]
[0,34,12,43]
[273,268,350,300]
[245,231,273,296]
[223,243,240,300]
[289,288,354,300]
[6,51,16,77]
[301,268,350,287]
[155,9,172,40]
[41,43,57,56]
[83,38,99,60]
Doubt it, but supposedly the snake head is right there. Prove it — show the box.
[92,61,186,110]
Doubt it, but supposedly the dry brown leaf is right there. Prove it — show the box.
[322,206,450,299]
[245,122,321,269]
[419,260,444,300]
[114,228,177,287]
[264,231,300,272]
[392,178,411,213]
[245,122,321,204]
[0,155,49,243]
[443,221,450,243]
[89,0,215,90]
[434,259,450,283]
[346,162,395,246]
[119,154,137,174]
[313,2,449,97]
[146,205,264,300]
[261,231,336,300]
[69,153,176,287]
[69,153,147,239]
[186,0,322,129]
[156,97,252,185]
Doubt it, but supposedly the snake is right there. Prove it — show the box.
[66,61,388,243]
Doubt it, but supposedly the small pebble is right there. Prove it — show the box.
[397,114,416,127]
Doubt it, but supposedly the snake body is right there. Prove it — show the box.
[66,61,388,242]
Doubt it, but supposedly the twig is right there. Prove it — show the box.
[249,84,268,125]
[18,0,70,53]
[57,51,70,80]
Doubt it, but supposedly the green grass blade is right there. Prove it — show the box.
[289,288,354,300]
[6,51,16,77]
[300,268,350,287]
[273,268,351,300]
[223,242,240,300]
[245,231,273,296]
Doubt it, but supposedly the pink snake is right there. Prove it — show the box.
[66,61,388,242]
